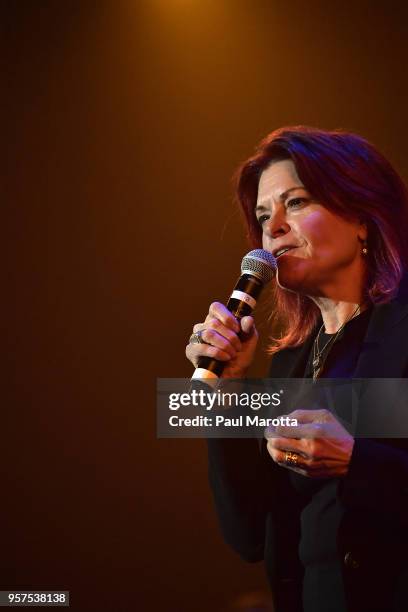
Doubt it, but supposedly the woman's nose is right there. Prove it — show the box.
[265,212,291,239]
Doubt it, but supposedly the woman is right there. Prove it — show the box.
[186,127,408,612]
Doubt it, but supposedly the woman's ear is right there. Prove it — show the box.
[357,220,368,242]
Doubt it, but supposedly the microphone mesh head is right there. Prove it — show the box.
[241,249,277,284]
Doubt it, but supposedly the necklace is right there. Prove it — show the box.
[312,304,362,380]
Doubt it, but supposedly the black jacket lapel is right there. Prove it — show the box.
[354,280,408,378]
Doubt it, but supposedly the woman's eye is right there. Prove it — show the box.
[256,198,309,226]
[257,214,269,226]
[286,197,307,209]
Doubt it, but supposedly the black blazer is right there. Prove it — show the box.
[207,277,408,612]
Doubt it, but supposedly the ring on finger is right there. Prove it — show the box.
[284,451,299,467]
[189,330,208,345]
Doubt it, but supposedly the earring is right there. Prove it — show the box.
[362,240,368,256]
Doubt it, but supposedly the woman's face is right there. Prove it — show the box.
[256,159,367,297]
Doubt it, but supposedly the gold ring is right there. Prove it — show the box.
[285,451,299,467]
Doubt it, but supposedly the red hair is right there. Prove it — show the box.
[234,126,408,353]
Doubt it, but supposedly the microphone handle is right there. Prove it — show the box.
[193,274,263,379]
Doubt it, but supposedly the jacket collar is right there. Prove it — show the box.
[354,273,408,377]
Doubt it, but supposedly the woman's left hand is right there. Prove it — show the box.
[265,409,354,478]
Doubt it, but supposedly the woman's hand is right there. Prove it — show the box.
[185,302,258,378]
[265,409,355,478]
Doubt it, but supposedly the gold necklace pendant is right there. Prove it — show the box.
[313,366,321,381]
[311,303,362,380]
[312,355,321,370]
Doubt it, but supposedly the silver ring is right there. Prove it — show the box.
[189,330,207,345]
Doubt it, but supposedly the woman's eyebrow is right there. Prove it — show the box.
[255,186,305,212]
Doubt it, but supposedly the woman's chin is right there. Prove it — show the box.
[276,270,308,294]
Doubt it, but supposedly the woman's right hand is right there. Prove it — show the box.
[185,302,259,378]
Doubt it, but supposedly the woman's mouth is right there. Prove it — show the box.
[276,246,298,258]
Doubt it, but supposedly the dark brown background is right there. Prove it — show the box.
[4,1,408,610]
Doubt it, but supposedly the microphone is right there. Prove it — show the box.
[192,249,277,380]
